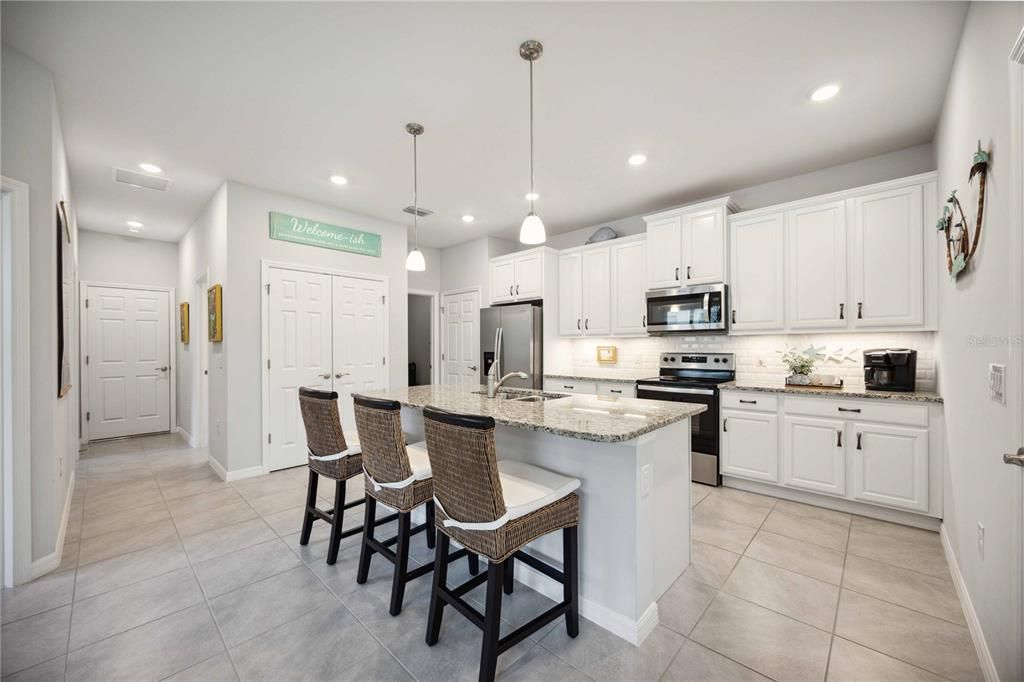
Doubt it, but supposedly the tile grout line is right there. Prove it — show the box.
[822,513,853,681]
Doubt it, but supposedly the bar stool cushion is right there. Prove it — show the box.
[497,460,580,522]
[406,441,433,482]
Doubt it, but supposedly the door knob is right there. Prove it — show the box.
[335,372,351,379]
[468,365,478,371]
[1004,447,1024,467]
[318,372,331,379]
[158,366,168,372]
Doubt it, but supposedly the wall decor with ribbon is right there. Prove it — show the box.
[937,140,990,280]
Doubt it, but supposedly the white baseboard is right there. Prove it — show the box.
[940,524,998,682]
[32,469,76,579]
[515,561,657,645]
[176,426,196,448]
[207,455,267,483]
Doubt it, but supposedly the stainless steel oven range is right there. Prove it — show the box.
[636,352,735,486]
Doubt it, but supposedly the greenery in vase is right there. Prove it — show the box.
[781,350,816,376]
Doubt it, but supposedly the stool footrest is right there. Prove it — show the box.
[498,602,570,654]
[513,550,565,583]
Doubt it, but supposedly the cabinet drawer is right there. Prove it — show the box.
[784,396,928,427]
[597,382,634,398]
[721,392,778,412]
[544,379,597,395]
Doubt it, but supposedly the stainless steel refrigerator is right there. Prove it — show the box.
[480,303,543,390]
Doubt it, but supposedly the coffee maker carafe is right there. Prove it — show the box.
[863,349,917,392]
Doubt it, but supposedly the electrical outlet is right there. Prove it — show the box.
[641,464,652,497]
[977,522,985,559]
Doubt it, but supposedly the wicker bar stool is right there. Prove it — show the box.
[297,387,397,565]
[353,394,480,616]
[422,406,581,682]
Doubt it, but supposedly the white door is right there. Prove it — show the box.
[610,239,648,335]
[787,201,848,330]
[267,268,333,470]
[86,286,171,440]
[558,252,583,336]
[581,247,611,335]
[783,415,846,496]
[332,275,387,430]
[851,422,929,512]
[490,258,515,304]
[720,409,779,482]
[684,209,725,285]
[442,289,480,388]
[646,216,682,289]
[729,213,785,332]
[514,251,544,300]
[850,185,924,327]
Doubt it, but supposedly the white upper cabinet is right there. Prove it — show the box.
[488,248,550,304]
[729,212,785,332]
[581,247,611,335]
[514,251,544,301]
[644,198,733,291]
[610,238,648,335]
[558,252,583,336]
[850,184,924,328]
[490,256,516,303]
[787,200,848,330]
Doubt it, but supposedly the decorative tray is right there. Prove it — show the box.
[785,379,845,390]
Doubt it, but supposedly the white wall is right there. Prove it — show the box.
[223,181,409,474]
[1,46,79,569]
[933,6,1024,680]
[439,236,515,303]
[79,229,178,290]
[408,294,432,385]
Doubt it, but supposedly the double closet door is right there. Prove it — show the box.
[266,266,387,471]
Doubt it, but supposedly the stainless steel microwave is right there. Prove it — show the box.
[645,284,729,334]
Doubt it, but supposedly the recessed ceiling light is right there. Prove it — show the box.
[461,214,475,223]
[628,153,647,166]
[126,220,143,228]
[524,192,539,201]
[330,175,348,185]
[128,228,140,234]
[810,83,840,102]
[138,162,162,174]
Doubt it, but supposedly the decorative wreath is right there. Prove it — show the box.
[937,141,990,280]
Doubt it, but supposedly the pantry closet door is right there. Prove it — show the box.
[332,275,386,431]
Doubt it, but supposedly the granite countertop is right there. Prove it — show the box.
[362,385,706,443]
[720,380,943,404]
[544,371,651,384]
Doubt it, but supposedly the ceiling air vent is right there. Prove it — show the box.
[113,168,173,192]
[403,205,433,217]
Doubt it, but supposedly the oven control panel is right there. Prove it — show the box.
[659,352,733,370]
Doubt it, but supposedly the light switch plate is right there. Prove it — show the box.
[989,364,1005,404]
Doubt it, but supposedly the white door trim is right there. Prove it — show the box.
[408,288,440,386]
[1,176,32,587]
[80,281,176,442]
[260,259,390,474]
[191,268,210,448]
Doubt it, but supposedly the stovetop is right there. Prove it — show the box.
[637,351,736,387]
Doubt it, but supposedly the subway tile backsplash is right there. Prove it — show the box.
[565,332,937,392]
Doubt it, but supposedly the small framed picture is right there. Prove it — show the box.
[596,346,618,365]
[180,302,190,344]
[208,284,223,342]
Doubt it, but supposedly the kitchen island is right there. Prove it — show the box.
[362,384,706,645]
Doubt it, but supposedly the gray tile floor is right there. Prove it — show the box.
[0,434,982,681]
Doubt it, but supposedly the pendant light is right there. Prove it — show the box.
[519,40,546,245]
[405,122,427,272]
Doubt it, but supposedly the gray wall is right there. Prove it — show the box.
[407,294,432,385]
[79,229,178,290]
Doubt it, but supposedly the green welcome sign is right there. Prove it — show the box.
[269,211,382,257]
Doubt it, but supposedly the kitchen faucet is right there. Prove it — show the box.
[486,327,527,397]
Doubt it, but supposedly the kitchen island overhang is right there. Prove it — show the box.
[362,385,706,645]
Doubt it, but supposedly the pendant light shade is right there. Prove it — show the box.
[405,122,427,272]
[520,40,546,245]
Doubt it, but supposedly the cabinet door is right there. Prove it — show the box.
[646,217,682,289]
[558,252,583,336]
[684,208,726,284]
[729,213,785,332]
[851,422,928,512]
[787,201,848,330]
[544,379,598,395]
[721,409,779,482]
[850,185,924,327]
[581,247,611,335]
[782,415,846,496]
[610,239,648,335]
[514,251,544,300]
[490,258,516,304]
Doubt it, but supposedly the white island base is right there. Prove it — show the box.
[402,408,692,645]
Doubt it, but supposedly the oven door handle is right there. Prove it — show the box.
[638,385,716,396]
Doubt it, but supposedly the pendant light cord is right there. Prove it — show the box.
[529,57,535,214]
[412,130,419,249]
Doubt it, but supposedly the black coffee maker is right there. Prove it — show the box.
[863,349,917,392]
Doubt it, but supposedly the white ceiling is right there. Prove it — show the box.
[3,2,966,247]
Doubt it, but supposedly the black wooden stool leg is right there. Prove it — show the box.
[425,500,436,549]
[299,469,319,545]
[563,525,579,637]
[389,512,412,616]
[503,556,514,595]
[479,560,505,682]
[425,533,450,646]
[467,552,480,575]
[326,478,347,565]
[356,496,377,584]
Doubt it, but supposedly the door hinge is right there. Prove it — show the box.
[268,433,272,444]
[381,295,386,304]
[85,355,89,366]
[382,356,386,366]
[85,298,89,309]
[86,411,91,421]
[265,283,270,294]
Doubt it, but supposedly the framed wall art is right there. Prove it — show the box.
[180,302,190,344]
[208,284,223,342]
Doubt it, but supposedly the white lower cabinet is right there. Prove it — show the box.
[597,382,634,398]
[851,422,929,513]
[782,415,846,496]
[721,409,779,482]
[544,379,598,395]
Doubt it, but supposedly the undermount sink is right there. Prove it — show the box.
[472,388,569,402]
